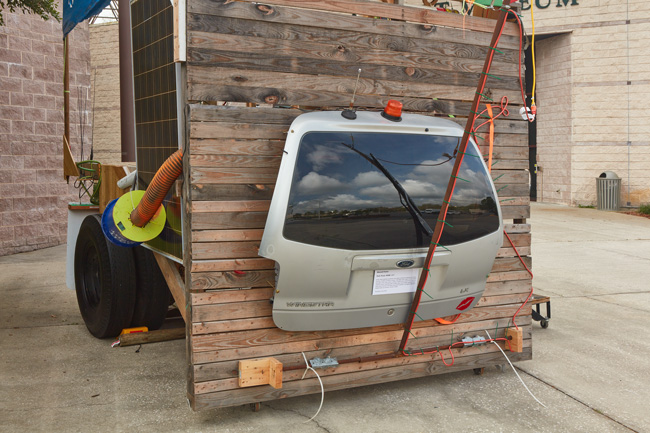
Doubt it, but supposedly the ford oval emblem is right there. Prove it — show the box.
[396,260,414,268]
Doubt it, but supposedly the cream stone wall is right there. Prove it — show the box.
[535,33,573,204]
[521,0,649,206]
[89,22,121,165]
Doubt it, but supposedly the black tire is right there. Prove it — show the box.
[130,246,172,330]
[74,214,136,338]
[540,319,549,329]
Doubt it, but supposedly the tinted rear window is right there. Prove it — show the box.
[283,132,499,250]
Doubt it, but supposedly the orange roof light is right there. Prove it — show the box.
[382,99,403,121]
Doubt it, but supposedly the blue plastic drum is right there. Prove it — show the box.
[101,198,141,248]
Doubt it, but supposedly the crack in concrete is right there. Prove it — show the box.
[0,323,84,330]
[262,402,332,433]
[530,291,650,314]
[547,291,650,299]
[515,366,639,433]
[585,296,650,314]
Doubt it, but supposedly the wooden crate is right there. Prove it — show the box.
[180,0,531,410]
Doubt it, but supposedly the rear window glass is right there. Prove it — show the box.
[283,131,499,250]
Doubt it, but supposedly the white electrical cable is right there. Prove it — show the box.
[301,352,325,423]
[485,330,546,408]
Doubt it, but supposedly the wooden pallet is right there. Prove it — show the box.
[179,0,532,410]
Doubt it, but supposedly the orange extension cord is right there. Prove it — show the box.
[130,149,183,228]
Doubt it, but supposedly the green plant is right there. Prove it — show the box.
[639,204,650,215]
[578,204,595,209]
[0,0,60,26]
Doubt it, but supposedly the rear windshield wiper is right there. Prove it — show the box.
[341,141,433,238]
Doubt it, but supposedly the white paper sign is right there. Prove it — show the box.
[372,269,419,295]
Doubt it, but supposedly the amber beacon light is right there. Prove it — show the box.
[381,99,403,122]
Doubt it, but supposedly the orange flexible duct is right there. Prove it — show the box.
[130,149,183,228]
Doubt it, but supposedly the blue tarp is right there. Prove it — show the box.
[62,0,112,37]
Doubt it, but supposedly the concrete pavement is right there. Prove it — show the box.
[1,203,648,432]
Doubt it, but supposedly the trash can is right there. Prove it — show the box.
[596,171,621,211]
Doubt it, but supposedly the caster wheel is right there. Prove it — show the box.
[540,319,549,329]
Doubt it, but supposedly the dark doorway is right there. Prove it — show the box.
[525,45,537,201]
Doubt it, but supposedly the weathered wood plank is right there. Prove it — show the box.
[193,317,277,335]
[192,241,261,260]
[491,170,529,184]
[484,279,532,297]
[486,270,530,283]
[187,14,521,63]
[191,257,275,273]
[498,196,530,207]
[187,0,520,49]
[191,183,275,201]
[488,159,528,170]
[193,317,531,382]
[208,0,521,36]
[191,167,279,184]
[188,66,524,104]
[192,287,275,305]
[192,200,270,213]
[502,223,530,233]
[191,303,529,356]
[501,204,530,219]
[190,107,300,124]
[491,146,529,159]
[191,211,269,230]
[187,31,520,78]
[192,270,275,290]
[194,335,531,394]
[193,299,272,323]
[189,154,282,169]
[192,228,265,243]
[187,49,521,98]
[493,183,529,198]
[497,246,530,258]
[192,347,531,409]
[490,256,532,273]
[190,122,288,140]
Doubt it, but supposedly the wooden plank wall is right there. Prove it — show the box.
[183,0,532,410]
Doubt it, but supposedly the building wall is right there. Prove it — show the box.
[535,33,572,204]
[89,22,121,165]
[0,6,91,256]
[521,0,650,206]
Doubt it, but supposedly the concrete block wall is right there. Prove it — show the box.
[535,33,572,205]
[0,5,91,256]
[522,0,650,206]
[89,22,121,165]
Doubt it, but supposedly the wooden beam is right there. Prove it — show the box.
[63,135,79,179]
[154,252,187,323]
[118,327,186,346]
[238,358,283,389]
[191,0,520,36]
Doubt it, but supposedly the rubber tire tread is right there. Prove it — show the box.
[130,246,172,330]
[74,214,136,338]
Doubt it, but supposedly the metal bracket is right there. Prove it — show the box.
[309,357,339,369]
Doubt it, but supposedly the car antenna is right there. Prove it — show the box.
[341,69,361,120]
